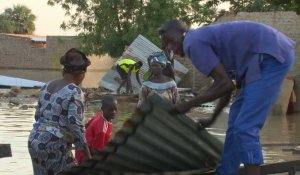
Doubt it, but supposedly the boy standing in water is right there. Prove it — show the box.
[76,95,118,165]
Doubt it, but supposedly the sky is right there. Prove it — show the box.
[0,0,78,36]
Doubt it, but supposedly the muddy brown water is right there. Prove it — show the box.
[0,99,300,175]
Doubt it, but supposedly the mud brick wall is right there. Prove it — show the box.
[45,36,79,68]
[0,35,47,69]
[0,35,78,69]
[177,56,211,94]
[0,34,114,87]
[0,35,78,80]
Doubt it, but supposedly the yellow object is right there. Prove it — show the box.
[118,58,139,73]
[143,70,152,80]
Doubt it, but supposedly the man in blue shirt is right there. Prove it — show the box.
[159,19,295,175]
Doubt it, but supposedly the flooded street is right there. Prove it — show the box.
[0,102,36,175]
[0,99,300,175]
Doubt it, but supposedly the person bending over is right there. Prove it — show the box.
[116,58,143,94]
[159,19,295,175]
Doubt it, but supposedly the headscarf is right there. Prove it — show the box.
[61,48,91,74]
[147,52,167,67]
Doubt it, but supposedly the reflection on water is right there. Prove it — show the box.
[0,100,300,175]
[0,103,36,175]
[205,111,300,164]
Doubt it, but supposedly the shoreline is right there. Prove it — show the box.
[0,88,218,123]
[0,88,140,109]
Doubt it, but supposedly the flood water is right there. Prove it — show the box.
[0,99,300,175]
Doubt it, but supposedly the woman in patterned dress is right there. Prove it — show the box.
[137,52,179,107]
[28,48,92,175]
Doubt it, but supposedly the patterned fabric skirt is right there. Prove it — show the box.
[28,129,75,175]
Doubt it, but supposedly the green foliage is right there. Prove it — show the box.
[0,5,36,34]
[48,0,299,57]
[221,0,300,13]
[47,0,220,57]
[0,15,14,33]
[266,0,300,13]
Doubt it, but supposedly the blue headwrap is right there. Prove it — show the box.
[147,52,167,67]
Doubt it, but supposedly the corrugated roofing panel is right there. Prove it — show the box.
[0,75,45,87]
[62,93,223,175]
[99,35,189,93]
[31,37,47,42]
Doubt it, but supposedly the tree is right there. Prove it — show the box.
[0,15,14,33]
[47,0,220,57]
[267,0,300,13]
[48,0,300,57]
[219,0,300,13]
[0,5,36,34]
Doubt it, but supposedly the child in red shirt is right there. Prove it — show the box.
[75,95,118,165]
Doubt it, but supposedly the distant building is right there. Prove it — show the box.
[31,37,47,48]
[0,33,114,88]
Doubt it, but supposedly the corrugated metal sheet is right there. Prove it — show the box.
[61,93,223,175]
[0,75,45,87]
[99,35,189,93]
[31,37,47,42]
